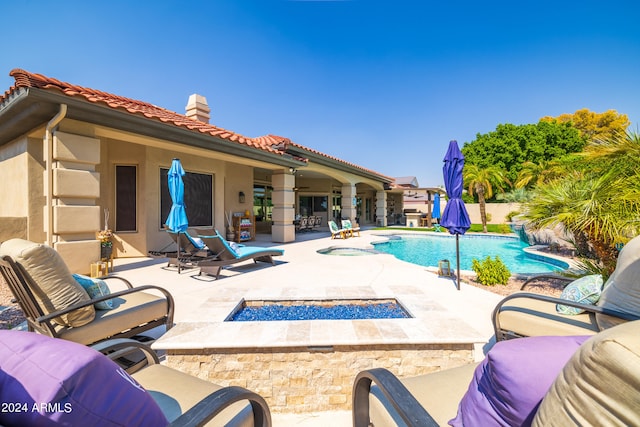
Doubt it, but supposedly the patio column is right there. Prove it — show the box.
[376,190,387,226]
[341,184,357,223]
[271,170,295,243]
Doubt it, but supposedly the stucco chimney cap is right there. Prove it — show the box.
[185,93,211,123]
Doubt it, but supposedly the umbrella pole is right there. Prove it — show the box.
[456,234,461,290]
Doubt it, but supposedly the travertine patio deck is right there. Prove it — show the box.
[111,229,503,424]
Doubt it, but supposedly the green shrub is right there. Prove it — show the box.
[496,224,513,234]
[471,256,511,286]
[505,210,520,222]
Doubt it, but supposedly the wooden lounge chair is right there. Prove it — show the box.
[0,330,271,427]
[342,219,360,237]
[353,320,640,427]
[165,229,213,273]
[0,238,174,346]
[195,232,284,279]
[328,220,348,239]
[493,235,640,341]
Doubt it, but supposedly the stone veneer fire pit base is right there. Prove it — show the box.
[164,343,475,413]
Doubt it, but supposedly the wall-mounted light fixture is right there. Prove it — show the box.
[239,191,245,203]
[289,167,297,174]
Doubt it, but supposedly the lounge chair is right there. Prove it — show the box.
[165,229,212,273]
[0,330,271,427]
[328,220,348,239]
[353,319,640,427]
[493,234,640,341]
[196,232,284,279]
[0,238,174,346]
[342,219,360,237]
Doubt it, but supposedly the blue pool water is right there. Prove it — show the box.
[228,301,410,321]
[373,234,567,274]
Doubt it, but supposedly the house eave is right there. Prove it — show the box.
[0,88,306,168]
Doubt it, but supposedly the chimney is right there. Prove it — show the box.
[185,94,211,123]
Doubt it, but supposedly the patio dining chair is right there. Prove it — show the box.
[0,330,271,427]
[0,238,174,346]
[306,215,316,231]
[493,234,640,341]
[296,216,308,232]
[353,320,640,427]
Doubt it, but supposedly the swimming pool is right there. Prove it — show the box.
[373,234,567,274]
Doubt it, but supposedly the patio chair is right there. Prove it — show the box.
[296,216,308,232]
[353,320,640,427]
[313,215,322,230]
[0,238,174,346]
[0,330,271,427]
[196,231,284,279]
[165,229,213,273]
[328,220,348,239]
[306,215,316,231]
[342,219,360,237]
[493,234,640,341]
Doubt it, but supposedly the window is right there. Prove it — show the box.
[160,168,213,228]
[115,165,137,232]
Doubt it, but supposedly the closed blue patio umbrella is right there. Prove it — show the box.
[440,140,471,290]
[432,192,441,222]
[165,158,189,233]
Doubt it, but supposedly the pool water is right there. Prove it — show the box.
[227,299,411,321]
[373,234,567,274]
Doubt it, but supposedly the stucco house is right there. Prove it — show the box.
[0,69,394,273]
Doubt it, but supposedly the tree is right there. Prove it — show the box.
[523,132,640,275]
[463,164,510,233]
[462,121,586,184]
[514,160,564,189]
[540,108,630,143]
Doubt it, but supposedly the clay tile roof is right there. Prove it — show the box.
[257,134,393,181]
[6,68,303,160]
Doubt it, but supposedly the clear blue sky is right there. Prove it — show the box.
[2,1,639,186]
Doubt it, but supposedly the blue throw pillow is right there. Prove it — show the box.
[450,335,589,427]
[556,275,604,315]
[73,274,114,310]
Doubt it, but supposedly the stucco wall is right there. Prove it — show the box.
[0,138,29,218]
[464,203,521,224]
[408,201,521,225]
[0,136,46,243]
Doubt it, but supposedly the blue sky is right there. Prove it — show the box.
[2,1,639,186]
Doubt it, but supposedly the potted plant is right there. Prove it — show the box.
[97,229,113,260]
[225,211,235,241]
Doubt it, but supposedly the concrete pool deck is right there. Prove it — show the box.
[110,228,504,425]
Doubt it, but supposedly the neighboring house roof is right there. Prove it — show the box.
[255,134,393,183]
[393,176,419,187]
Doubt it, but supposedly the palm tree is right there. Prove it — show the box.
[514,160,564,189]
[524,132,640,275]
[463,164,511,232]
